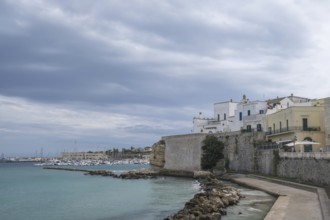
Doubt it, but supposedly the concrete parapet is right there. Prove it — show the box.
[248,174,330,220]
[229,175,325,220]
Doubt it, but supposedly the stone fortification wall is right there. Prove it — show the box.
[277,158,330,185]
[149,140,166,167]
[258,150,275,175]
[162,133,207,171]
[160,131,330,185]
[215,132,265,172]
[162,131,265,173]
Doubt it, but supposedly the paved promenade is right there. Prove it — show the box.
[230,176,327,220]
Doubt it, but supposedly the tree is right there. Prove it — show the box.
[201,135,224,170]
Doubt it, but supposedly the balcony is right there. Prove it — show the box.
[279,152,330,159]
[266,126,321,136]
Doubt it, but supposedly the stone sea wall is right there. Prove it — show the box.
[277,158,330,185]
[160,131,330,185]
[214,131,265,172]
[162,133,207,172]
[161,132,265,173]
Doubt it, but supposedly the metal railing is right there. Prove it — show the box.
[266,126,321,135]
[257,143,279,150]
[279,152,330,159]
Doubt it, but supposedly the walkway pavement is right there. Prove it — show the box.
[230,176,325,220]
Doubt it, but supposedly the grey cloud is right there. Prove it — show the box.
[1,1,329,156]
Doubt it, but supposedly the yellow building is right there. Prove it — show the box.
[266,99,325,152]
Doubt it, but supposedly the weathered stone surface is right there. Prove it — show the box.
[86,170,115,176]
[161,131,330,186]
[150,140,166,167]
[163,133,207,172]
[193,171,214,179]
[116,170,158,179]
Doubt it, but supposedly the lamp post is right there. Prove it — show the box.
[292,135,297,152]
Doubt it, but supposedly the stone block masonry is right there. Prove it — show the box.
[277,158,330,185]
[162,133,207,172]
[214,131,265,172]
[158,131,330,186]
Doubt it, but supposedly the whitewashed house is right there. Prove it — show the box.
[192,95,267,133]
[231,95,268,132]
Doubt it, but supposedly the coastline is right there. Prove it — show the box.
[43,167,243,219]
[164,176,241,220]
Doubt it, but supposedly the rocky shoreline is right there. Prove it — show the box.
[165,176,241,220]
[43,167,241,219]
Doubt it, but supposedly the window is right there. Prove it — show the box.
[224,113,226,120]
[286,120,289,131]
[273,123,275,133]
[279,121,282,132]
[303,137,313,152]
[259,109,264,114]
[239,112,242,121]
[247,125,252,132]
[248,110,251,116]
[303,118,308,131]
[257,124,262,132]
[217,114,220,121]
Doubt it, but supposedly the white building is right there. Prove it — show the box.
[266,95,312,115]
[193,95,267,133]
[232,95,268,132]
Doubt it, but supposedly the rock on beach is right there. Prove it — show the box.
[117,170,158,179]
[165,177,241,220]
[85,170,115,176]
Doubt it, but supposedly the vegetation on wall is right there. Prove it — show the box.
[273,150,280,175]
[201,135,224,170]
[225,157,230,170]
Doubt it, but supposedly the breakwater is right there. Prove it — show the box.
[165,177,241,220]
[43,167,158,179]
[44,167,242,219]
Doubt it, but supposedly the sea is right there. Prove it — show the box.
[0,162,275,220]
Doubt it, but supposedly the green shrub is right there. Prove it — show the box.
[201,135,224,170]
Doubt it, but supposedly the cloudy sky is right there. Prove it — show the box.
[1,0,330,156]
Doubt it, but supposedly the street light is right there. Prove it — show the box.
[292,135,297,152]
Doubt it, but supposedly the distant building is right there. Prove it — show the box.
[61,151,108,160]
[193,95,267,133]
[192,94,330,152]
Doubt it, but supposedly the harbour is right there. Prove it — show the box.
[0,162,275,220]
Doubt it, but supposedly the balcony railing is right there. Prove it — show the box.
[279,152,330,159]
[241,128,264,133]
[266,126,320,135]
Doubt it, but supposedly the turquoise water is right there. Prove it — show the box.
[0,163,199,220]
[0,163,275,220]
